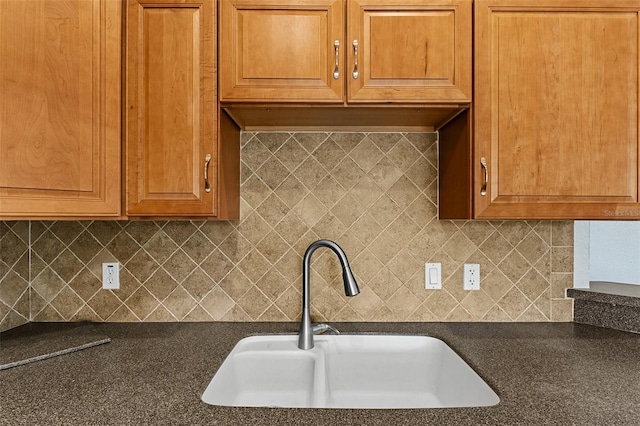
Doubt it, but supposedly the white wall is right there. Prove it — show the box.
[574,221,640,287]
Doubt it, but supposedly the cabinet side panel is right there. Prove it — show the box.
[216,110,240,220]
[438,109,472,219]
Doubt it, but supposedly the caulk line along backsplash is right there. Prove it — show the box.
[0,132,574,332]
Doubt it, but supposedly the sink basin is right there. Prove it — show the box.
[202,334,499,409]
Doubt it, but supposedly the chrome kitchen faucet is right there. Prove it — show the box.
[298,239,360,350]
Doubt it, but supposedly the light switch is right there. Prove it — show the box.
[425,263,441,289]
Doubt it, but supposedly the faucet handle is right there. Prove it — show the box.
[312,323,340,335]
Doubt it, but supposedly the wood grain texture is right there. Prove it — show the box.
[0,0,121,217]
[438,109,472,219]
[474,0,640,219]
[222,105,464,131]
[126,0,220,217]
[216,109,241,220]
[348,0,472,103]
[220,0,470,105]
[219,0,344,102]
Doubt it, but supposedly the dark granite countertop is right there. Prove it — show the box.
[1,322,639,425]
[568,282,640,334]
[1,322,110,370]
[568,281,640,308]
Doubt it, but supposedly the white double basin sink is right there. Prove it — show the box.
[201,334,499,409]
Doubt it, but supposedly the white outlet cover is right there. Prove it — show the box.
[463,264,480,290]
[102,262,120,290]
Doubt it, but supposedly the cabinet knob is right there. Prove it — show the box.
[352,40,359,79]
[480,157,488,196]
[333,40,340,80]
[204,154,212,193]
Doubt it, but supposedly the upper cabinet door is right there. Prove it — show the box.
[474,0,640,219]
[0,0,121,218]
[126,0,217,216]
[219,0,344,102]
[347,0,471,103]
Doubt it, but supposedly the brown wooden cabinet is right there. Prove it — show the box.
[219,0,471,104]
[440,0,640,220]
[347,0,471,103]
[0,0,121,218]
[125,0,239,218]
[219,0,344,102]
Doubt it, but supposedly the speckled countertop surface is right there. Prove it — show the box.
[1,323,110,370]
[568,281,640,308]
[2,322,639,426]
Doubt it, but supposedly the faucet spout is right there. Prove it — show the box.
[298,240,360,350]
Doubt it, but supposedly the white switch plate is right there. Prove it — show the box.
[102,262,120,290]
[463,264,480,290]
[425,263,442,289]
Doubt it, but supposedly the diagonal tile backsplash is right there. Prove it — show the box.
[0,132,574,331]
[0,221,30,330]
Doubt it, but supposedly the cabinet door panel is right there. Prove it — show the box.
[126,0,216,216]
[496,12,637,198]
[241,12,323,79]
[475,0,640,219]
[219,0,344,102]
[0,0,121,217]
[348,0,471,102]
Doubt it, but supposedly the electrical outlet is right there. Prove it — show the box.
[463,264,480,290]
[102,262,120,290]
[425,263,441,289]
